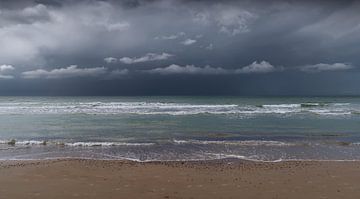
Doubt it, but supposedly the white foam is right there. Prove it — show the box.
[301,103,322,106]
[0,101,357,116]
[308,109,353,116]
[0,140,155,147]
[204,153,285,162]
[0,102,240,115]
[16,140,46,145]
[64,142,155,147]
[262,104,301,108]
[332,103,351,106]
[173,139,296,146]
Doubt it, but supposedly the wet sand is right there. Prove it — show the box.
[1,159,360,199]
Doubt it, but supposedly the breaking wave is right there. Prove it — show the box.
[0,101,358,116]
[0,139,300,147]
[173,139,297,146]
[1,139,360,161]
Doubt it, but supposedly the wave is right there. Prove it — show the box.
[0,140,155,147]
[3,155,360,162]
[0,102,240,115]
[308,110,353,116]
[0,101,358,116]
[259,102,359,116]
[2,139,360,162]
[300,103,327,107]
[1,139,295,147]
[2,139,360,148]
[204,153,275,162]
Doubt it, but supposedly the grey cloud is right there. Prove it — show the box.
[148,64,228,75]
[300,63,353,73]
[205,43,214,50]
[104,57,118,64]
[147,61,279,75]
[192,4,257,36]
[235,61,279,74]
[2,0,357,69]
[216,8,257,36]
[22,65,107,79]
[154,32,185,40]
[0,64,15,79]
[0,0,360,95]
[298,2,360,39]
[181,39,197,45]
[105,22,130,32]
[0,75,14,79]
[0,64,14,72]
[195,34,203,38]
[0,3,51,26]
[119,53,173,64]
[0,1,135,66]
[193,11,211,25]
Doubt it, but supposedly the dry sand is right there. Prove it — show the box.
[0,159,360,199]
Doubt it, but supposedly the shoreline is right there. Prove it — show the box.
[2,137,360,163]
[1,159,360,198]
[2,156,360,163]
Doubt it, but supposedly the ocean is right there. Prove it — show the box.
[0,96,360,161]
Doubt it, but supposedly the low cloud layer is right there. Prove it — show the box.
[22,65,107,79]
[147,61,279,75]
[235,61,278,74]
[181,39,197,46]
[0,65,14,72]
[104,57,118,64]
[148,64,227,75]
[118,53,173,64]
[300,63,353,73]
[154,32,185,40]
[18,61,353,79]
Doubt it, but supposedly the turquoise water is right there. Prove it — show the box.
[0,96,360,161]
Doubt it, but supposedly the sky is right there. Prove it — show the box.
[0,0,359,96]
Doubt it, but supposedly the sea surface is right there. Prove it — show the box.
[0,96,360,162]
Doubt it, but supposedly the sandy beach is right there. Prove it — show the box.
[0,159,359,199]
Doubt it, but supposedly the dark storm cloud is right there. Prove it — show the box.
[0,0,360,95]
